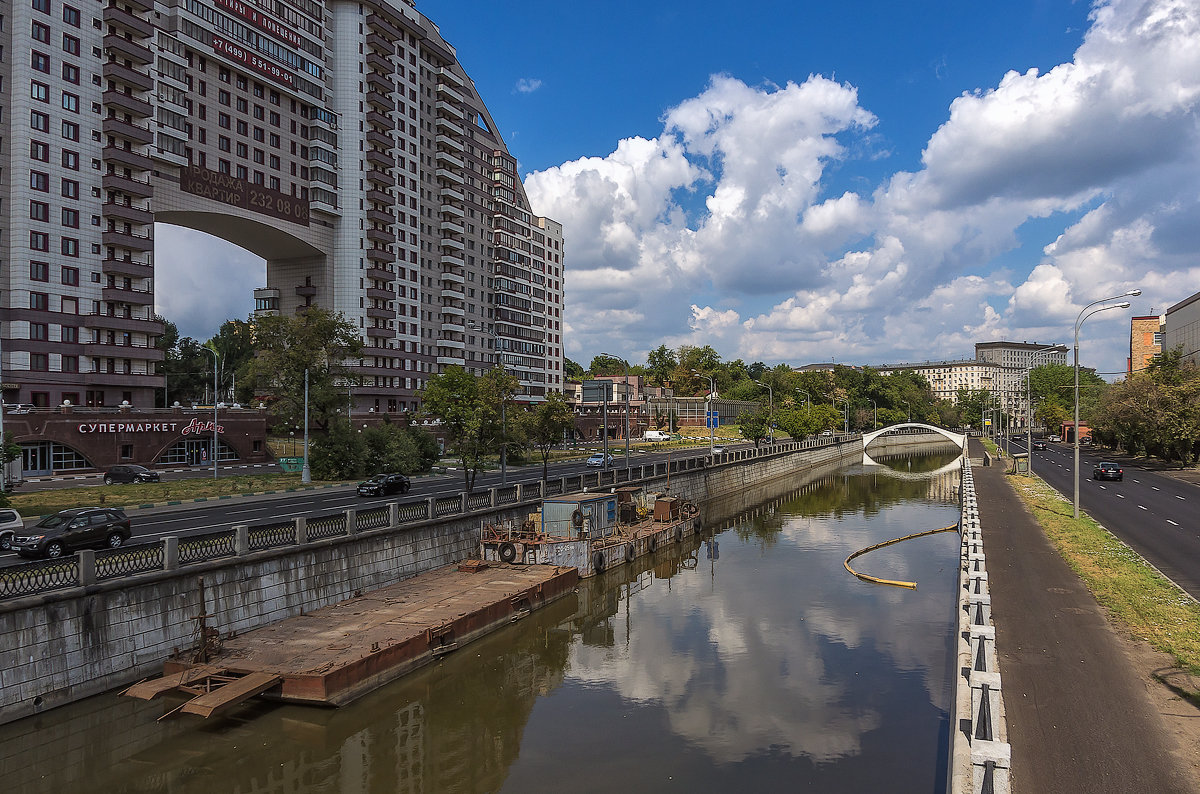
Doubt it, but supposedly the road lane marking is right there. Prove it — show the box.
[1168,520,1179,527]
[1138,505,1147,510]
[1116,494,1125,499]
[1177,495,1186,500]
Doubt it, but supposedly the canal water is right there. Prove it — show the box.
[1,451,963,793]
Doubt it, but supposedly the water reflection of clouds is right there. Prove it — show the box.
[565,477,959,765]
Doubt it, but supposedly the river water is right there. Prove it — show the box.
[2,452,962,793]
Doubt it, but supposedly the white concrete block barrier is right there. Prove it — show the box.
[950,457,1011,794]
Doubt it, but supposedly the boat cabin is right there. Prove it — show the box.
[540,492,620,539]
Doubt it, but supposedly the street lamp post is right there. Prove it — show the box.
[754,380,773,442]
[692,370,715,455]
[601,353,631,477]
[837,398,849,434]
[203,346,219,480]
[1073,290,1139,518]
[869,399,877,430]
[795,388,810,410]
[302,368,311,484]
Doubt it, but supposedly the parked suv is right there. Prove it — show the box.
[103,465,160,485]
[357,473,411,497]
[1092,462,1123,481]
[12,507,132,559]
[0,508,24,552]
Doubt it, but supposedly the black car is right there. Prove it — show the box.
[103,464,160,485]
[11,507,132,559]
[357,473,411,497]
[1092,462,1123,481]
[1032,441,1047,451]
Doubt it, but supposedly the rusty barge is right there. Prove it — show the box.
[124,562,578,718]
[480,486,701,576]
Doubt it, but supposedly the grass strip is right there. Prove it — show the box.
[1006,472,1200,677]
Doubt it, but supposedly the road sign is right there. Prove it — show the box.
[706,411,719,429]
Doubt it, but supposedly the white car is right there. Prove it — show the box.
[586,453,615,467]
[0,508,25,552]
[1047,435,1062,443]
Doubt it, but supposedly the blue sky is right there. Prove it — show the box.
[158,0,1199,377]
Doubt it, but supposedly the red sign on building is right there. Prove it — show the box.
[215,0,306,51]
[211,35,295,89]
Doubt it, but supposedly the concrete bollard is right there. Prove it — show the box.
[163,536,179,571]
[296,516,308,544]
[234,524,248,555]
[344,509,357,535]
[427,496,436,519]
[389,502,400,527]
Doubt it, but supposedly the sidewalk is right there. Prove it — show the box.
[969,439,1199,792]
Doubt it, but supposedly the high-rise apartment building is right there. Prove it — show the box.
[1164,290,1200,368]
[1,0,564,412]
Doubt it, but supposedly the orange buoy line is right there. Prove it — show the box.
[843,523,960,590]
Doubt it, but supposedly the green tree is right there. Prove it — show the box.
[421,366,516,492]
[737,407,770,447]
[520,391,575,482]
[1092,350,1200,465]
[244,307,364,431]
[0,431,20,505]
[564,357,586,380]
[646,345,677,386]
[210,319,257,404]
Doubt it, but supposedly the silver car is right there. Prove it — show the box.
[0,508,24,552]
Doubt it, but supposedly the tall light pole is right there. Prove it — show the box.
[601,353,631,477]
[754,380,773,441]
[301,368,311,484]
[203,345,219,479]
[1024,345,1061,477]
[1074,291,1138,518]
[869,398,877,429]
[837,397,849,433]
[692,369,715,455]
[0,313,7,493]
[795,388,810,409]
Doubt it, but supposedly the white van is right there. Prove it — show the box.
[643,430,671,442]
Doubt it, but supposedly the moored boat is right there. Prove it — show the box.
[481,486,701,576]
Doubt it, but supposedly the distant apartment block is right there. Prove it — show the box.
[1164,290,1200,367]
[1,0,563,413]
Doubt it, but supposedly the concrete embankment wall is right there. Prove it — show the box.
[0,432,956,726]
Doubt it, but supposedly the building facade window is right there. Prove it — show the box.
[30,261,50,281]
[30,292,49,311]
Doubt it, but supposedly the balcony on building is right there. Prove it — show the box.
[436,100,464,121]
[366,148,393,169]
[436,133,465,154]
[366,13,405,41]
[366,129,394,152]
[440,252,465,268]
[295,284,318,299]
[439,268,465,286]
[309,188,338,212]
[103,89,153,118]
[436,167,463,186]
[366,326,397,340]
[366,31,393,54]
[365,251,396,269]
[85,338,165,362]
[366,91,395,113]
[102,5,154,38]
[253,288,281,316]
[103,285,154,305]
[366,208,394,227]
[82,312,163,334]
[103,34,153,65]
[366,227,396,245]
[366,167,396,187]
[440,237,464,254]
[102,61,154,93]
[366,51,392,74]
[103,171,154,198]
[366,70,393,94]
[365,286,394,301]
[366,110,392,132]
[103,200,153,225]
[440,186,465,203]
[102,256,153,279]
[441,202,464,219]
[436,82,465,105]
[435,149,465,170]
[102,229,154,251]
[440,218,466,236]
[435,115,464,137]
[366,187,392,206]
[440,303,465,318]
[102,115,154,145]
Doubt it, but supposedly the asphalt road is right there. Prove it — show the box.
[1007,437,1200,598]
[0,443,743,568]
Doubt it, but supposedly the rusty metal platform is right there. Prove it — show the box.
[144,563,578,714]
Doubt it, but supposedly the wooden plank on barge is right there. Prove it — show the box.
[122,665,224,700]
[178,672,282,718]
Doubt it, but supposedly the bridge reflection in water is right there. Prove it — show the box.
[0,451,962,794]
